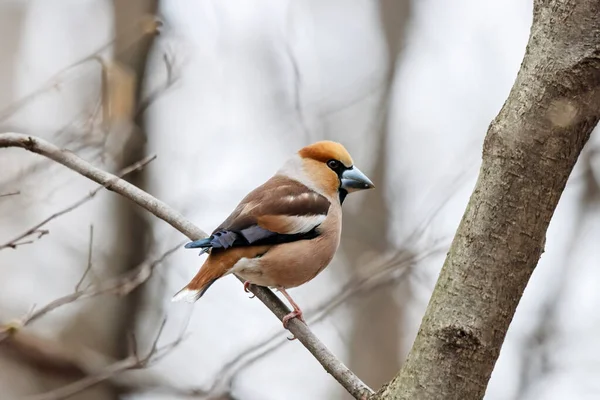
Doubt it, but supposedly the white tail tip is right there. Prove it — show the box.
[171,288,201,303]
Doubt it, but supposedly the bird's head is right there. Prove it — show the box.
[294,141,375,203]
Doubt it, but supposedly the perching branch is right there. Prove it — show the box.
[202,243,447,399]
[375,0,600,399]
[0,132,373,400]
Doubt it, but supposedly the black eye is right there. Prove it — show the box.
[327,160,340,170]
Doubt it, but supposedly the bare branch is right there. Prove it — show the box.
[0,16,161,125]
[145,318,168,363]
[0,132,373,399]
[135,49,182,120]
[0,190,20,198]
[203,244,447,398]
[1,229,49,249]
[22,319,185,400]
[0,133,203,237]
[5,322,192,399]
[283,38,311,139]
[75,224,94,292]
[0,243,186,400]
[3,329,111,375]
[0,242,182,345]
[26,357,138,400]
[0,153,156,251]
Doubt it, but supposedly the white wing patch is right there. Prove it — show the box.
[279,214,326,234]
[283,192,311,202]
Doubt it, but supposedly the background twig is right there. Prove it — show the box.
[0,154,156,251]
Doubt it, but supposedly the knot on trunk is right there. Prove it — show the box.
[436,325,481,353]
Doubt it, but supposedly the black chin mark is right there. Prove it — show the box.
[338,189,348,204]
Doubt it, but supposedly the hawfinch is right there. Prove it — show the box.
[173,141,374,327]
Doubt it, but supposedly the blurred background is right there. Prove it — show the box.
[0,1,599,399]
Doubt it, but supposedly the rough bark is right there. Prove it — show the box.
[375,0,600,399]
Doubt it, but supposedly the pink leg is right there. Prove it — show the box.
[243,281,255,298]
[278,288,305,328]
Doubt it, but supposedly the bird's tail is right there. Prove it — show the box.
[184,237,212,255]
[171,257,225,303]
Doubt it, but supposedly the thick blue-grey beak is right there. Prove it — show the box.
[340,166,375,192]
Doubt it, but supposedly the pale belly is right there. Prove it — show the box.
[230,234,339,289]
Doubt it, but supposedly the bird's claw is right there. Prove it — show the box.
[243,281,255,298]
[282,310,304,328]
[283,310,305,340]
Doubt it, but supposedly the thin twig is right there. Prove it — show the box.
[146,318,168,362]
[0,16,161,125]
[0,132,374,400]
[0,246,185,400]
[0,191,20,198]
[0,242,182,344]
[283,38,311,139]
[0,230,49,250]
[75,225,94,292]
[0,153,156,251]
[136,50,181,120]
[24,318,185,400]
[26,357,138,400]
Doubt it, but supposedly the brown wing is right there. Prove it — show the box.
[184,176,331,252]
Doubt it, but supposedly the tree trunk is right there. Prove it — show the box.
[375,0,600,398]
[110,0,158,360]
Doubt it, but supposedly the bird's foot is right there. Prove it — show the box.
[282,309,304,328]
[283,309,305,340]
[278,287,306,336]
[243,281,255,298]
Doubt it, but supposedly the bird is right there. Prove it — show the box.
[172,140,374,328]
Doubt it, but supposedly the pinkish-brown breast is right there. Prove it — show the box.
[230,203,342,289]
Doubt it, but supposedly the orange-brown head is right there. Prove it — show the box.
[286,140,374,202]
